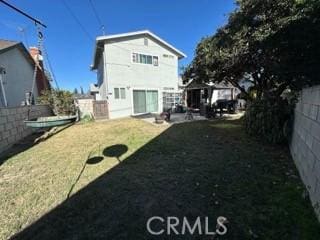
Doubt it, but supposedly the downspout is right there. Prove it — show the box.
[103,43,109,100]
[0,66,8,107]
[102,42,110,119]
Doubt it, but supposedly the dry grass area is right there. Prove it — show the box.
[0,118,319,239]
[0,118,166,240]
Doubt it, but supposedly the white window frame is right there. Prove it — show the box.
[114,88,120,99]
[131,52,159,66]
[114,87,126,100]
[152,56,159,66]
[120,87,126,99]
[131,87,160,116]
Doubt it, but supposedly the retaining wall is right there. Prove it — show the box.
[0,105,52,154]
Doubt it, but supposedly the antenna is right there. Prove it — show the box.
[17,26,29,47]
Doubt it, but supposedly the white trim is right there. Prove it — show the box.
[113,87,127,100]
[131,87,160,116]
[103,45,109,100]
[96,30,187,58]
[0,69,7,107]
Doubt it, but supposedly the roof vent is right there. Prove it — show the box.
[144,38,148,46]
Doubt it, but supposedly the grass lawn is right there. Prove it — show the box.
[0,118,319,239]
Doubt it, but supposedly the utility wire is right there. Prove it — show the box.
[61,0,94,42]
[0,0,46,27]
[88,0,105,35]
[42,43,60,89]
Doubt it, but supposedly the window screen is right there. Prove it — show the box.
[120,88,126,99]
[114,88,119,99]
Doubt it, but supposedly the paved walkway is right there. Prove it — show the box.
[139,112,244,126]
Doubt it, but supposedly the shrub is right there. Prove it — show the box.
[81,114,94,123]
[38,89,76,116]
[244,98,295,144]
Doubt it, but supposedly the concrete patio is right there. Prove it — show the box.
[137,112,245,126]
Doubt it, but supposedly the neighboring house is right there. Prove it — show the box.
[91,30,186,119]
[184,79,240,109]
[0,40,49,108]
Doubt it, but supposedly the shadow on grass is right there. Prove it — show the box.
[67,144,128,198]
[10,120,320,240]
[0,124,74,166]
[66,153,105,199]
[0,132,43,166]
[103,144,128,163]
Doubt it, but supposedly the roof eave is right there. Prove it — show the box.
[91,40,104,70]
[95,30,187,60]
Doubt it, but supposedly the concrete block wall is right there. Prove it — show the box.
[76,98,94,118]
[290,85,320,220]
[0,105,52,154]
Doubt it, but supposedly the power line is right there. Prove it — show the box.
[88,0,105,35]
[0,0,46,28]
[42,43,60,89]
[61,0,94,42]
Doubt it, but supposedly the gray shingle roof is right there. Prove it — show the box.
[0,39,19,52]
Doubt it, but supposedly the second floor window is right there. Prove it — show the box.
[132,53,159,66]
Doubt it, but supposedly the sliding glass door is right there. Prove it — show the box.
[133,90,146,114]
[146,90,158,112]
[133,90,158,114]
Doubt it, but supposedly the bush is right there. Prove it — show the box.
[81,114,94,123]
[38,89,76,116]
[244,98,295,144]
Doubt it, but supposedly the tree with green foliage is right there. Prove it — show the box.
[185,0,320,98]
[184,0,320,143]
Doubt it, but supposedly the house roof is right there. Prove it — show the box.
[0,39,19,52]
[0,39,35,67]
[91,30,187,70]
[0,39,50,93]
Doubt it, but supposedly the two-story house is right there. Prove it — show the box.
[91,30,186,119]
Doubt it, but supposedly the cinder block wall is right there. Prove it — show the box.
[76,98,94,117]
[290,85,320,220]
[0,105,52,154]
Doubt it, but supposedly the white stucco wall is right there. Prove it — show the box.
[0,48,38,107]
[211,89,234,104]
[97,54,107,100]
[101,35,180,119]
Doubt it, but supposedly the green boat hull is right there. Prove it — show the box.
[24,115,77,128]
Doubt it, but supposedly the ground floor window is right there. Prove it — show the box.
[133,90,158,114]
[114,88,126,99]
[162,92,182,111]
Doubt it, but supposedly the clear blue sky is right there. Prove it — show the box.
[0,0,236,92]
